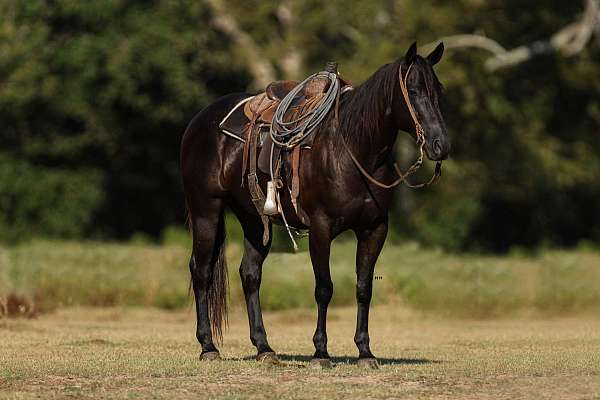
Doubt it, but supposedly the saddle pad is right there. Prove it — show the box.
[219,96,253,142]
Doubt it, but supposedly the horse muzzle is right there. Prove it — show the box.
[427,137,450,161]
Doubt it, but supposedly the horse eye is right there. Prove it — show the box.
[408,89,417,96]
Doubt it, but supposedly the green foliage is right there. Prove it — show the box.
[160,225,190,248]
[409,164,483,251]
[2,241,600,315]
[396,259,527,316]
[534,252,600,312]
[0,155,103,242]
[0,1,599,251]
[1,241,191,311]
[0,0,244,240]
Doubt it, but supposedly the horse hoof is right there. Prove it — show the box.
[309,358,333,369]
[200,351,220,361]
[357,358,379,369]
[256,352,280,365]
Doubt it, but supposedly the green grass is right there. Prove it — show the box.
[1,238,600,316]
[1,306,599,399]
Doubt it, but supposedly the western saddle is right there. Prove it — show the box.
[220,63,352,246]
[242,72,344,127]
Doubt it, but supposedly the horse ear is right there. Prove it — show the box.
[404,42,417,64]
[427,42,444,66]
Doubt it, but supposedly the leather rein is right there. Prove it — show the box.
[342,63,442,189]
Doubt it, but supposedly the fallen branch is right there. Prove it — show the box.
[423,0,599,71]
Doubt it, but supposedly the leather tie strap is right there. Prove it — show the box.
[246,126,271,245]
[291,145,301,212]
[399,64,425,145]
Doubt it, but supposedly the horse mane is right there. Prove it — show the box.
[337,61,400,149]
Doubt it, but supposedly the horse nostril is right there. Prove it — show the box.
[433,139,442,156]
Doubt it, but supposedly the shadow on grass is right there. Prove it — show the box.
[241,353,439,366]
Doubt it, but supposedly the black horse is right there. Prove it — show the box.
[180,42,450,368]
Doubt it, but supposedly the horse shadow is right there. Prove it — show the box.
[241,353,439,366]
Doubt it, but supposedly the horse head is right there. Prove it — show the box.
[398,42,451,161]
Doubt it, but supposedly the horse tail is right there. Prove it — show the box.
[186,204,193,301]
[208,211,228,343]
[186,203,228,343]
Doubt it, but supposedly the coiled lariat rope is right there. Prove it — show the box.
[342,63,442,189]
[270,71,340,148]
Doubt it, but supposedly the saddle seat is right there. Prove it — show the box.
[267,74,352,100]
[243,92,277,124]
[244,74,334,125]
[266,74,333,101]
[266,80,299,101]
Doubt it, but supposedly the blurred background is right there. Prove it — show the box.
[1,0,599,317]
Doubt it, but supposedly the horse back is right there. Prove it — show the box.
[180,93,251,198]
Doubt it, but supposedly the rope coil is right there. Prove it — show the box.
[270,71,340,148]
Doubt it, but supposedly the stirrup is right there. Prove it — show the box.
[263,181,279,216]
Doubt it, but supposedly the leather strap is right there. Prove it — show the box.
[399,64,425,144]
[291,146,301,213]
[241,117,256,186]
[247,125,270,245]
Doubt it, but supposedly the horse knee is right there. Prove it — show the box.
[314,282,333,305]
[239,264,261,292]
[356,281,372,304]
[189,255,211,283]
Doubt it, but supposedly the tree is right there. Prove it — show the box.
[0,0,598,251]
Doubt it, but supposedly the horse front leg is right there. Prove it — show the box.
[354,221,388,369]
[308,219,334,368]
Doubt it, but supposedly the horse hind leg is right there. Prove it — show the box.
[188,198,228,360]
[234,209,278,363]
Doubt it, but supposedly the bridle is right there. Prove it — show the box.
[342,62,442,189]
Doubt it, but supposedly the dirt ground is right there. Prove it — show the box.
[1,305,599,399]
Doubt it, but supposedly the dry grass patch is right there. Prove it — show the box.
[1,306,599,399]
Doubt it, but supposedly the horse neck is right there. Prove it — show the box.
[334,63,403,162]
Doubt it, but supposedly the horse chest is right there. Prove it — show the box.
[319,184,391,230]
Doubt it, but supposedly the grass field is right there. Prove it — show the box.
[1,305,600,399]
[2,238,599,398]
[2,239,600,316]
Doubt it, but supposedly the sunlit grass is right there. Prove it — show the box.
[1,238,599,316]
[1,306,599,399]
